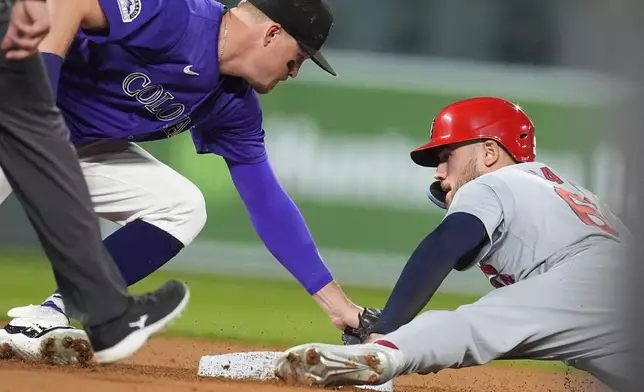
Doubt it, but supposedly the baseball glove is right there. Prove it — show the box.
[341,307,382,345]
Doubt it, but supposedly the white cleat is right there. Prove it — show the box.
[0,328,13,359]
[1,305,93,365]
[273,343,404,388]
[8,304,67,320]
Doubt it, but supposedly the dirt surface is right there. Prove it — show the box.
[0,335,605,392]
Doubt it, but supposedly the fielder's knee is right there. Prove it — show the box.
[175,183,207,246]
[147,181,207,246]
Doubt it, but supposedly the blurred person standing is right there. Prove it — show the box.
[583,1,644,390]
[0,0,189,364]
[608,1,644,390]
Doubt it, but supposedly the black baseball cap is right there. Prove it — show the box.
[245,0,336,76]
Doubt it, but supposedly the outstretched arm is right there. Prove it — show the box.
[226,157,363,330]
[369,212,488,337]
[368,181,504,341]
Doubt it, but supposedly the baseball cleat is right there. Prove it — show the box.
[7,303,65,320]
[37,328,93,364]
[1,310,93,365]
[273,343,403,388]
[86,280,190,364]
[0,328,13,359]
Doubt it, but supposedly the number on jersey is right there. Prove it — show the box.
[554,188,617,236]
[537,166,617,236]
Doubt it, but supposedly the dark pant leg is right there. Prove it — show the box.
[0,1,128,327]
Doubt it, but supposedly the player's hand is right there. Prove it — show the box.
[1,0,50,60]
[341,307,382,345]
[328,304,363,331]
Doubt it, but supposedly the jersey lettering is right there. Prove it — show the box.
[537,165,618,236]
[540,167,563,184]
[554,187,618,236]
[122,72,186,122]
[478,263,516,288]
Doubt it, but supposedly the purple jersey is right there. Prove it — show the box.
[57,0,266,164]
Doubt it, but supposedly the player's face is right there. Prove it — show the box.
[434,143,481,207]
[249,26,309,94]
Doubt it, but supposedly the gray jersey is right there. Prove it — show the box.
[445,161,630,288]
[381,162,629,388]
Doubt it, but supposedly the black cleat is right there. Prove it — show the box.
[86,280,190,364]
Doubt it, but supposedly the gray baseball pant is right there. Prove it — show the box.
[0,0,128,327]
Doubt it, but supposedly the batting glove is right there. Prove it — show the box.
[341,307,382,345]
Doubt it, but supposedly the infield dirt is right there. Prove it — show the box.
[0,335,605,392]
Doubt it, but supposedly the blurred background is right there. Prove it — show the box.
[0,0,636,353]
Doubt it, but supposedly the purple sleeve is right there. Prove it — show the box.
[41,52,64,99]
[81,0,190,49]
[226,157,334,295]
[191,77,267,164]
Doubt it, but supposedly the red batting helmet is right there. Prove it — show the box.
[410,97,536,167]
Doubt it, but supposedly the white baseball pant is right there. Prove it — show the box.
[384,243,629,391]
[0,140,207,246]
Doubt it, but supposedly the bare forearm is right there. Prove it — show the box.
[312,281,361,329]
[38,0,106,57]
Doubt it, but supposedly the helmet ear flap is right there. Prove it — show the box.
[426,181,447,210]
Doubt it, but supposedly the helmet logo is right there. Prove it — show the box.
[429,117,436,140]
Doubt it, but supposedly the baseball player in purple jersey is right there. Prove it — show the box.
[275,97,630,391]
[0,0,377,363]
[0,0,189,365]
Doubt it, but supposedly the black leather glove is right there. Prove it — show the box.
[341,307,382,345]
